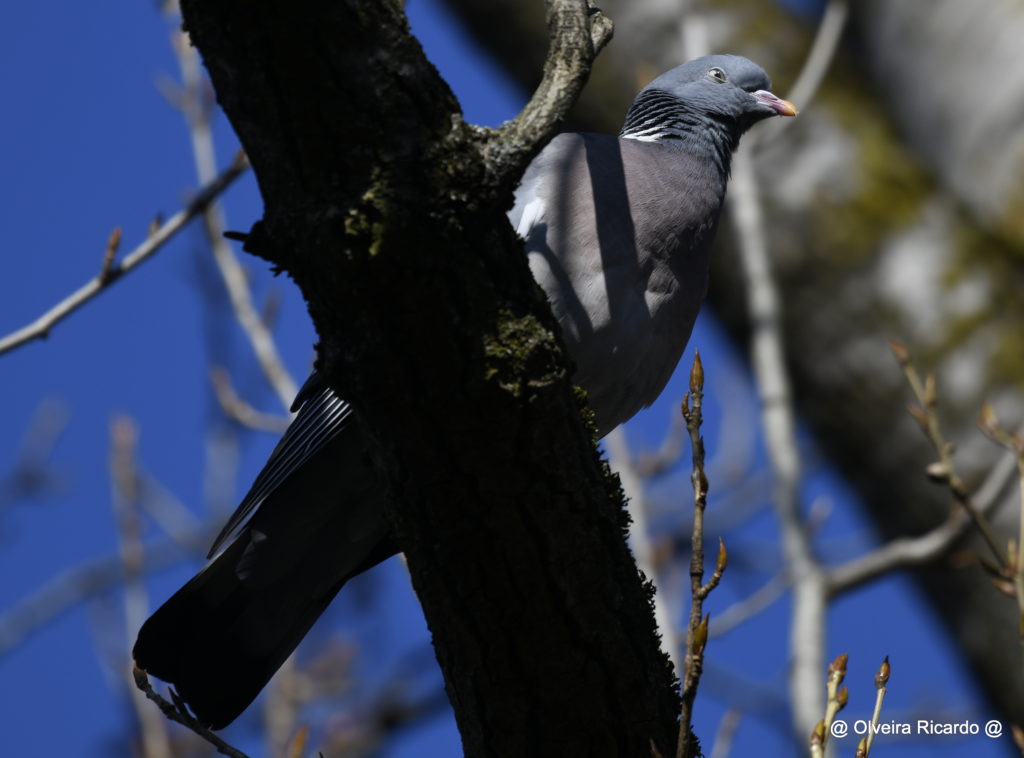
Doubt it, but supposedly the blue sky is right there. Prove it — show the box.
[0,1,1011,756]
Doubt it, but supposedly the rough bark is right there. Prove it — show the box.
[439,0,1024,723]
[177,0,680,755]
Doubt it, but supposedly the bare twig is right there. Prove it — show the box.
[829,408,1020,594]
[785,0,849,110]
[707,709,740,758]
[110,416,173,758]
[709,570,789,638]
[98,226,122,283]
[678,353,726,758]
[0,399,71,508]
[132,665,252,758]
[486,0,613,180]
[633,408,688,478]
[862,656,890,756]
[0,527,212,658]
[1012,724,1024,755]
[753,0,850,148]
[0,151,249,357]
[810,653,848,758]
[1,412,203,661]
[828,512,970,598]
[210,367,291,434]
[979,405,1024,672]
[285,726,309,758]
[822,653,848,737]
[891,341,1008,567]
[171,29,298,411]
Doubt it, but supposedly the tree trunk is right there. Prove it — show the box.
[177,0,681,755]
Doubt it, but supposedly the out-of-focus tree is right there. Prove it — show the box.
[437,0,1024,725]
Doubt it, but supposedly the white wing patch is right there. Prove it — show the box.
[514,195,547,237]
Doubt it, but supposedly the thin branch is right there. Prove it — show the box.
[862,656,890,756]
[730,148,825,741]
[98,227,122,283]
[810,654,848,757]
[827,512,968,597]
[0,399,71,508]
[979,405,1024,675]
[678,352,725,758]
[210,366,291,434]
[0,151,249,357]
[633,408,688,478]
[828,406,1021,594]
[827,476,1005,594]
[486,0,613,181]
[285,727,309,758]
[707,709,740,758]
[891,341,1007,566]
[707,499,831,637]
[110,416,173,758]
[132,665,252,758]
[784,0,850,111]
[0,527,212,659]
[1013,724,1024,755]
[172,29,298,410]
[753,0,850,148]
[0,428,204,659]
[709,570,789,638]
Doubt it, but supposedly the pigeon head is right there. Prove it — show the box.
[621,54,797,146]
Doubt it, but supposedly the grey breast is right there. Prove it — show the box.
[511,132,726,437]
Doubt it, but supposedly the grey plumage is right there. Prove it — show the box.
[514,135,724,436]
[133,54,795,729]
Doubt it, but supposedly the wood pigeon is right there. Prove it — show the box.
[133,54,796,729]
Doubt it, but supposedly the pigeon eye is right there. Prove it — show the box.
[708,67,727,83]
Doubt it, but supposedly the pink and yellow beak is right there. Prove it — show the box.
[752,89,799,117]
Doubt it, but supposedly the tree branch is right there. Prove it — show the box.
[0,152,248,357]
[210,366,291,434]
[485,0,612,182]
[109,416,173,758]
[723,1,853,737]
[826,442,1015,595]
[0,528,211,659]
[730,149,827,742]
[133,665,251,758]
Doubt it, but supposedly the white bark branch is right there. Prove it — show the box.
[173,31,298,410]
[730,151,825,742]
[0,153,248,357]
[723,2,852,740]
